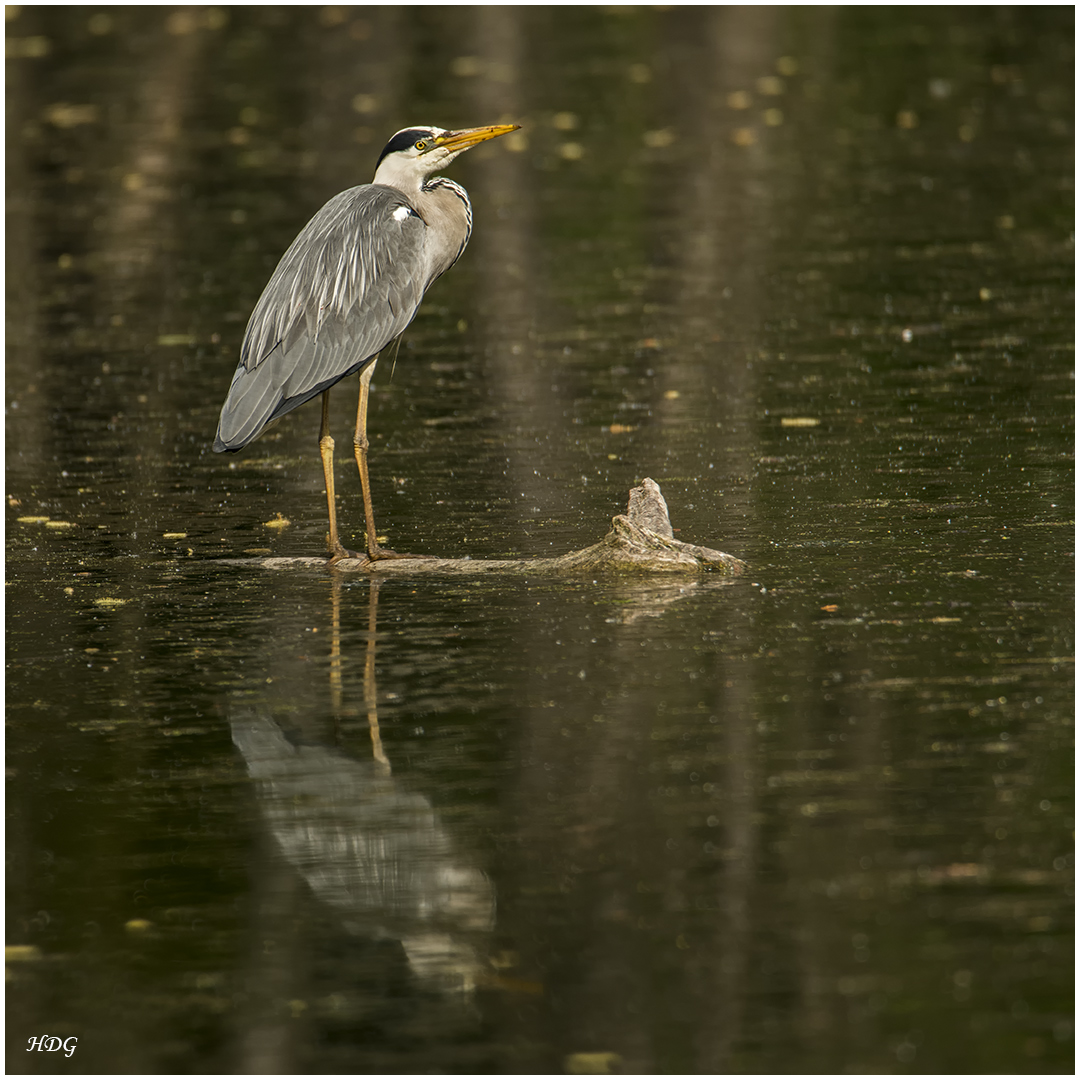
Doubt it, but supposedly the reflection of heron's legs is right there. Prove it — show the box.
[329,574,343,715]
[327,573,387,770]
[320,390,359,563]
[365,579,391,774]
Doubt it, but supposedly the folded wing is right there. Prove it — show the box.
[214,184,427,452]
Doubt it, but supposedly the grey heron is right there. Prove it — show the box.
[214,122,519,563]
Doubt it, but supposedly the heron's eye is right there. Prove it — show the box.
[415,139,427,151]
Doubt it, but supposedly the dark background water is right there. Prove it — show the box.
[6,5,1073,1074]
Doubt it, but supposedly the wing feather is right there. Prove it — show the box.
[215,185,427,451]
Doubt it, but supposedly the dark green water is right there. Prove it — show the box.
[7,6,1073,1074]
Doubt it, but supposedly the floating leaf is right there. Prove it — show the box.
[565,1052,622,1074]
[5,945,42,962]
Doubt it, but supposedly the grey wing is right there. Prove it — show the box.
[214,185,427,452]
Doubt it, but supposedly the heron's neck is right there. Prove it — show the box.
[372,157,428,195]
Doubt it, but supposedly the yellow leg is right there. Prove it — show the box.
[319,390,356,562]
[353,360,381,560]
[351,358,430,561]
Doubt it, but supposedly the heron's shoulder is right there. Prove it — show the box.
[318,183,419,220]
[286,186,418,252]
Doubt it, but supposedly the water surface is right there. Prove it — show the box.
[7,6,1073,1074]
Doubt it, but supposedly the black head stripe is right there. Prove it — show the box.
[376,128,435,169]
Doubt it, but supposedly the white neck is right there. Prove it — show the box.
[372,147,463,194]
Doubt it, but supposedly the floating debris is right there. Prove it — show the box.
[565,1052,622,1074]
[5,945,43,962]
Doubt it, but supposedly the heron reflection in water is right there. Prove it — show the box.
[230,581,494,997]
[214,123,519,563]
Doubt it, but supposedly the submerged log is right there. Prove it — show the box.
[235,478,745,576]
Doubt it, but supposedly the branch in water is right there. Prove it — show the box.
[227,478,746,576]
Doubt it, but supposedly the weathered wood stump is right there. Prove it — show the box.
[234,478,745,576]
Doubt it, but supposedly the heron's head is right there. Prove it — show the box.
[372,124,519,189]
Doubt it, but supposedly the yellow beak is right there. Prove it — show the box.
[432,123,520,153]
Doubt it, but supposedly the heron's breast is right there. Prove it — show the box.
[416,185,472,280]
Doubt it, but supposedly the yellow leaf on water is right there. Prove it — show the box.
[17,516,50,524]
[45,520,76,528]
[781,417,820,427]
[162,532,187,539]
[565,1052,622,1074]
[263,513,291,529]
[5,945,42,963]
[93,597,129,609]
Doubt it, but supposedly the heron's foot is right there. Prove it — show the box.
[327,542,364,564]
